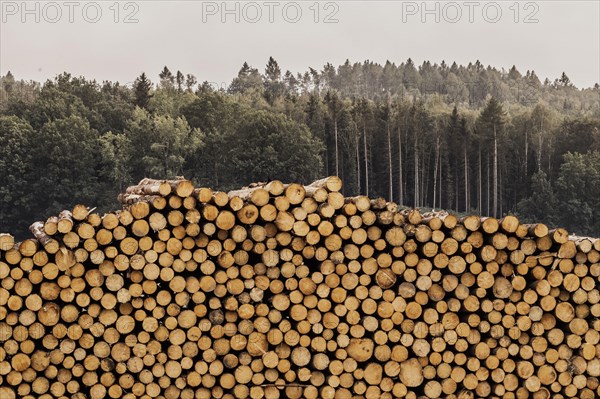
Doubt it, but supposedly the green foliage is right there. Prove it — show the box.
[222,110,323,187]
[0,60,599,237]
[517,171,557,225]
[98,131,133,190]
[555,152,600,235]
[264,57,285,106]
[25,85,89,129]
[229,62,264,96]
[0,116,35,232]
[30,115,101,217]
[159,66,175,89]
[518,153,600,236]
[125,108,203,179]
[133,73,153,109]
[144,115,203,178]
[477,97,506,141]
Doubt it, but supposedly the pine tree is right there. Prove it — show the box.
[185,74,197,92]
[159,66,175,89]
[478,97,506,217]
[324,91,343,177]
[3,71,15,93]
[176,71,185,92]
[283,71,298,95]
[264,57,284,105]
[558,72,571,87]
[508,65,521,80]
[229,62,263,95]
[133,72,153,109]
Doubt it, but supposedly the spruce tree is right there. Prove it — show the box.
[133,72,153,109]
[159,66,175,89]
[264,57,284,105]
[176,71,185,92]
[478,97,506,217]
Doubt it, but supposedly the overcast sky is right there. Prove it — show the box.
[1,1,599,88]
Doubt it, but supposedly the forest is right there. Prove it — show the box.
[0,58,599,238]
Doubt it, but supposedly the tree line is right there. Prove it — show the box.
[0,57,599,237]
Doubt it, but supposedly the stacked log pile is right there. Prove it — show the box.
[0,176,599,399]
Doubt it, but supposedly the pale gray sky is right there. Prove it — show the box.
[1,1,599,88]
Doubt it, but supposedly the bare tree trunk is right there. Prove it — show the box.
[464,147,469,212]
[433,137,440,209]
[387,121,393,202]
[493,125,498,218]
[525,129,528,179]
[486,156,490,217]
[439,148,443,209]
[547,135,552,176]
[325,149,329,176]
[356,131,361,194]
[398,126,404,205]
[537,120,543,172]
[334,119,339,177]
[414,152,419,208]
[363,123,369,196]
[478,145,482,214]
[499,166,503,217]
[455,160,459,212]
[422,152,427,208]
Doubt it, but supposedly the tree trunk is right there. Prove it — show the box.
[2,176,598,399]
[398,125,404,205]
[414,151,419,208]
[525,129,528,181]
[486,155,490,217]
[493,124,498,218]
[421,151,427,208]
[334,119,339,177]
[363,122,369,196]
[433,137,440,209]
[387,121,393,202]
[537,120,543,172]
[439,146,443,209]
[356,131,361,194]
[464,146,469,212]
[478,145,482,214]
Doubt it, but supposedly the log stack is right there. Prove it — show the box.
[0,176,599,399]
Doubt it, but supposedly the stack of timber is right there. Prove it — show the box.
[0,176,599,399]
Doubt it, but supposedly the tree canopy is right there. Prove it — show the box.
[0,59,599,237]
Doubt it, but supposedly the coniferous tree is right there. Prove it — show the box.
[159,66,175,89]
[508,65,521,80]
[324,91,343,177]
[229,62,263,95]
[283,71,298,96]
[478,97,506,217]
[3,71,15,93]
[133,72,153,109]
[558,72,572,87]
[176,71,185,92]
[264,57,285,106]
[185,74,197,92]
[1,62,600,237]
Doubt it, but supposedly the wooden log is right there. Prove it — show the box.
[307,176,342,192]
[1,176,599,399]
[125,178,172,195]
[29,222,59,253]
[57,210,74,234]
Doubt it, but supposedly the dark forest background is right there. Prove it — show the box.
[1,58,599,237]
